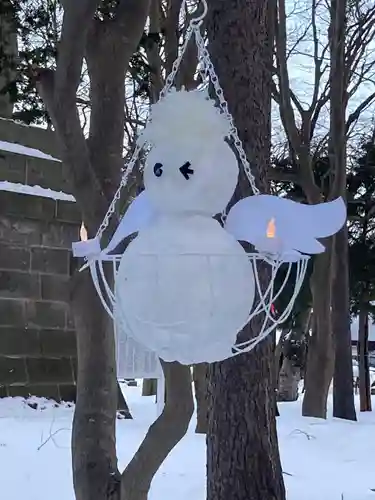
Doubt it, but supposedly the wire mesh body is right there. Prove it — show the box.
[90,252,309,364]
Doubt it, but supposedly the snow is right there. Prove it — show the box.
[352,360,375,385]
[0,180,75,202]
[351,316,375,342]
[0,140,61,162]
[0,139,74,202]
[0,385,374,500]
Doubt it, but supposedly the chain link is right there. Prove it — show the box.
[96,145,142,238]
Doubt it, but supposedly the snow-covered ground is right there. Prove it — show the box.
[0,386,374,500]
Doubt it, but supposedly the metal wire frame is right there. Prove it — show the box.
[88,252,309,361]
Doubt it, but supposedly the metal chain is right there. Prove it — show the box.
[96,145,142,239]
[194,28,261,197]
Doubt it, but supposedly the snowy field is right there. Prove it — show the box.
[0,385,374,500]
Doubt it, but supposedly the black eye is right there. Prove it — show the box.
[153,163,163,177]
[179,161,194,180]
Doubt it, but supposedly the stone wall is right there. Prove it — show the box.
[0,123,81,401]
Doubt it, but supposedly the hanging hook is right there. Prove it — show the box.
[181,0,208,27]
[191,0,208,25]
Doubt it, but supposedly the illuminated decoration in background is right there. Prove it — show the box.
[71,0,346,366]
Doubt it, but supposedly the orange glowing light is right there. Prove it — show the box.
[266,218,276,239]
[80,222,88,242]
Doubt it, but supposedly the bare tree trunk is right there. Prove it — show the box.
[275,330,287,411]
[303,250,334,418]
[121,362,194,500]
[206,1,285,499]
[332,227,356,420]
[275,332,285,386]
[142,379,157,396]
[71,270,121,500]
[117,383,132,419]
[0,0,18,118]
[358,309,372,412]
[329,0,356,422]
[193,363,209,434]
[278,357,300,402]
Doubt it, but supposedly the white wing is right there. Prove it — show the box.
[225,194,346,260]
[72,190,156,260]
[102,190,156,256]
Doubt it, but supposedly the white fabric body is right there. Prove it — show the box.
[115,215,255,364]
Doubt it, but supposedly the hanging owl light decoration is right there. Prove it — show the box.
[72,0,346,366]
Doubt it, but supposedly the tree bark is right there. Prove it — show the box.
[71,270,121,500]
[358,309,372,412]
[142,379,157,396]
[329,0,356,422]
[302,249,334,418]
[121,362,194,500]
[193,363,209,434]
[332,226,356,420]
[206,1,285,499]
[278,357,300,402]
[0,0,18,118]
[117,383,132,419]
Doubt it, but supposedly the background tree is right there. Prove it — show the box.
[272,0,375,419]
[347,134,375,411]
[329,0,355,422]
[274,263,312,402]
[0,0,18,118]
[193,363,209,434]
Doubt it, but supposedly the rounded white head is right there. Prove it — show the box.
[138,88,239,216]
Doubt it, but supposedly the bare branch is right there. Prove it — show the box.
[274,0,300,153]
[35,68,107,235]
[310,0,329,113]
[290,89,305,116]
[176,27,199,90]
[86,0,151,199]
[346,91,375,133]
[273,0,322,202]
[310,82,329,138]
[164,0,184,76]
[54,1,100,106]
[328,0,347,198]
[267,167,300,184]
[144,0,164,102]
[286,21,311,60]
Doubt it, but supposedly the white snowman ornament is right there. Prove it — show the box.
[92,88,347,365]
[114,90,255,364]
[72,88,346,365]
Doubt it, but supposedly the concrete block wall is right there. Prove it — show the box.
[0,135,81,401]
